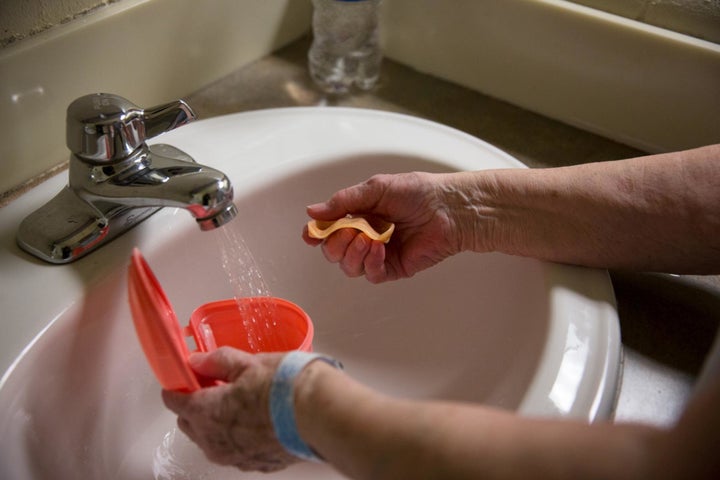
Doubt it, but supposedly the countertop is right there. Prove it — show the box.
[183,37,720,427]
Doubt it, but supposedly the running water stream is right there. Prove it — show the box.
[215,225,278,353]
[153,225,280,479]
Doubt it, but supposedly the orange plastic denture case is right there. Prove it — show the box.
[128,248,313,392]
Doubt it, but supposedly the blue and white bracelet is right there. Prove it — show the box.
[269,350,343,462]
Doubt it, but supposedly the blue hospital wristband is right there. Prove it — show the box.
[269,351,343,462]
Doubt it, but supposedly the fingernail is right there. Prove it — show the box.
[354,234,368,250]
[188,353,204,367]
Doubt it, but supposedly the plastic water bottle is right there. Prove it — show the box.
[308,0,383,95]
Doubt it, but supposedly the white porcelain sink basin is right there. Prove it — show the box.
[0,108,620,479]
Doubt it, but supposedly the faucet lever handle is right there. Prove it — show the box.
[66,93,196,163]
[143,100,196,141]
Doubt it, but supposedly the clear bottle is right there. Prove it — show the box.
[308,0,383,95]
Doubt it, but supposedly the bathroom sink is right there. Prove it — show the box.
[0,108,620,479]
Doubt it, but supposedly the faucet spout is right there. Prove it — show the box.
[17,93,237,264]
[71,143,237,231]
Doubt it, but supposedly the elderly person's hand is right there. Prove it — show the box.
[161,347,298,473]
[303,172,481,283]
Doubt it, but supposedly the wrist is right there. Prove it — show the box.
[269,351,343,462]
[442,171,505,254]
[292,357,346,456]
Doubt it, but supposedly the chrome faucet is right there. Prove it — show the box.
[17,93,237,264]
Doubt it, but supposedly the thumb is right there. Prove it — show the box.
[188,347,252,382]
[306,200,347,221]
[307,188,377,221]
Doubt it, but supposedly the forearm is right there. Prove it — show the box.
[293,362,663,480]
[456,145,720,273]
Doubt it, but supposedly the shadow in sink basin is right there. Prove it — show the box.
[149,154,550,406]
[0,152,615,480]
[0,272,162,479]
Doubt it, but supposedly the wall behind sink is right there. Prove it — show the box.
[1,0,122,47]
[0,0,313,201]
[569,0,720,44]
[382,0,720,155]
[4,0,718,47]
[1,0,719,201]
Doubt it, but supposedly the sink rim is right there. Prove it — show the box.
[0,106,621,423]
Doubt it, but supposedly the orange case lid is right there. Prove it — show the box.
[128,248,314,392]
[128,248,204,392]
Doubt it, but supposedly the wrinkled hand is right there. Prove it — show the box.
[303,172,463,283]
[162,347,298,473]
